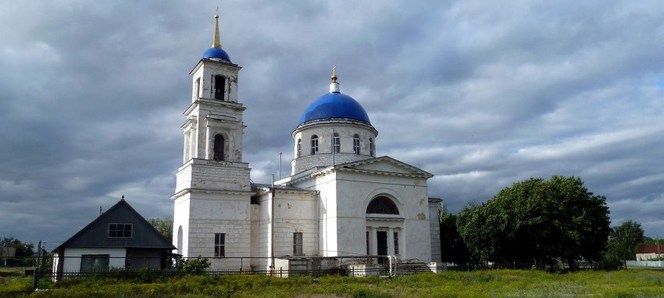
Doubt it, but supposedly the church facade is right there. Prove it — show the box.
[172,15,442,271]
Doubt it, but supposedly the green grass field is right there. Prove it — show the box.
[1,269,664,297]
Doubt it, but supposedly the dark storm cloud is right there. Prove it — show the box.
[1,0,663,246]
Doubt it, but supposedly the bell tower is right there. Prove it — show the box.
[172,12,252,268]
[183,13,244,163]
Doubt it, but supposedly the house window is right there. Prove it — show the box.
[293,232,303,256]
[80,254,109,272]
[394,232,399,255]
[297,139,301,157]
[311,135,319,155]
[213,75,225,100]
[214,134,224,161]
[369,138,375,157]
[333,133,340,153]
[353,134,360,155]
[215,233,225,257]
[366,231,370,255]
[108,223,133,238]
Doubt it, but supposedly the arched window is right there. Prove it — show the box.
[311,135,319,155]
[366,196,399,214]
[369,138,375,157]
[296,139,301,157]
[214,134,225,161]
[333,133,340,153]
[353,134,360,155]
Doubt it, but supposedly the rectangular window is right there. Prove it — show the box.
[353,137,360,155]
[108,223,133,238]
[215,233,225,257]
[333,133,340,153]
[369,138,375,157]
[297,139,301,157]
[394,232,399,255]
[80,254,109,272]
[366,231,370,255]
[311,136,319,155]
[213,75,225,100]
[293,232,303,256]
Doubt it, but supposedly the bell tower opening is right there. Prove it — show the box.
[213,75,226,100]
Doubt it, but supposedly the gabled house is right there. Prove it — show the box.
[636,244,663,261]
[52,198,175,280]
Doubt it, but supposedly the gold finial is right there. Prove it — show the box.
[331,65,337,83]
[213,7,221,48]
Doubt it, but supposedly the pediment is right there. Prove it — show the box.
[336,156,432,178]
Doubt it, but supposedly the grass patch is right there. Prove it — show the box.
[1,269,663,297]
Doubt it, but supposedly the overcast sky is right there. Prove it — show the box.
[1,1,663,249]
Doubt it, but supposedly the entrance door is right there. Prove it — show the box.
[377,231,388,263]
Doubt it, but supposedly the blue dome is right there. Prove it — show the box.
[298,92,371,125]
[202,47,231,62]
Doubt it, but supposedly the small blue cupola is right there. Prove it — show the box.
[202,13,231,62]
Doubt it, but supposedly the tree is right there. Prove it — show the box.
[603,220,644,265]
[1,237,35,266]
[148,217,173,242]
[457,176,611,270]
[0,237,35,257]
[439,211,470,264]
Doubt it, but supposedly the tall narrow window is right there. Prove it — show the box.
[333,133,340,153]
[214,134,224,161]
[215,233,225,257]
[296,139,301,157]
[394,232,399,255]
[369,138,375,157]
[293,232,303,256]
[366,231,370,255]
[195,78,201,99]
[213,75,225,100]
[311,135,319,155]
[353,134,360,155]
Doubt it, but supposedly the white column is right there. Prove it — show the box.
[192,121,199,158]
[387,228,394,255]
[370,228,378,256]
[183,131,189,163]
[205,125,211,160]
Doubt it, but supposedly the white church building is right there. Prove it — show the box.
[172,15,442,272]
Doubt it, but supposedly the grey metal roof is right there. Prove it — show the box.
[53,199,175,252]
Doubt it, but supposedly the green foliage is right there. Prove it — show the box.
[439,211,470,264]
[609,220,645,260]
[601,220,645,269]
[147,217,173,241]
[457,176,611,269]
[1,237,36,267]
[0,237,35,257]
[177,256,211,274]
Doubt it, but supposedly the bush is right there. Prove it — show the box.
[177,256,210,274]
